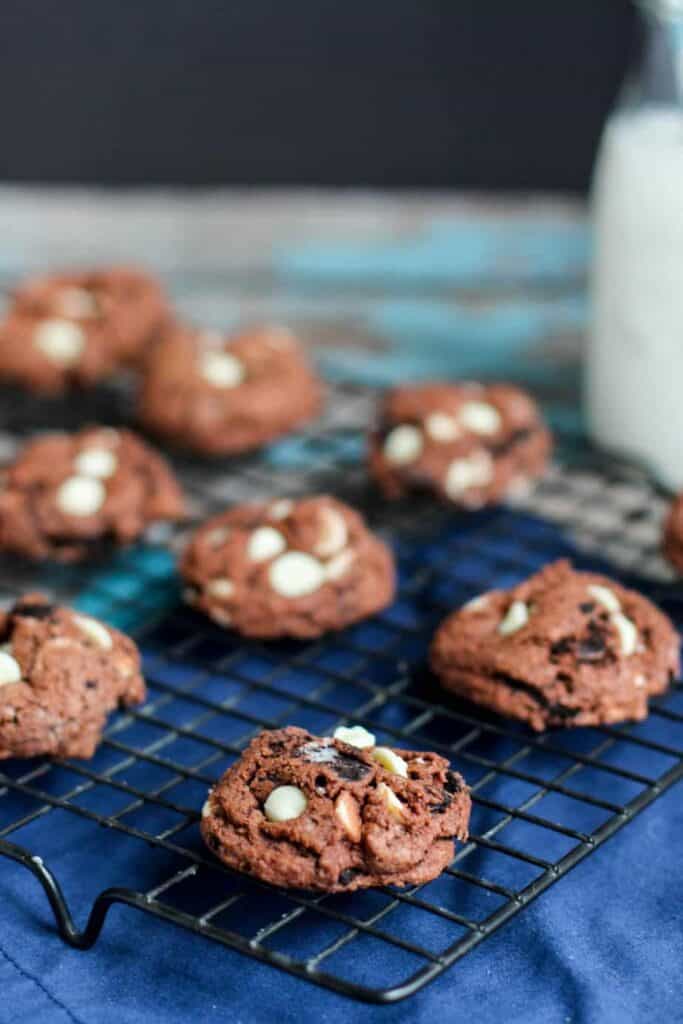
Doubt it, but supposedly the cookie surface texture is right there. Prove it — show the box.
[430,560,679,730]
[201,726,471,891]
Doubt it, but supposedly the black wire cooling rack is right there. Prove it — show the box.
[0,380,682,1004]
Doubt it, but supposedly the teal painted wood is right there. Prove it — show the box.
[276,218,589,287]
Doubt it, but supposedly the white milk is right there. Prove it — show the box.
[587,106,683,489]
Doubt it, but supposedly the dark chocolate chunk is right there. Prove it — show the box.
[577,623,607,662]
[550,637,573,657]
[339,868,362,886]
[296,741,372,781]
[12,601,55,620]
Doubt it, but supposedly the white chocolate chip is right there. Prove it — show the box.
[383,424,423,466]
[206,526,230,547]
[335,791,362,842]
[586,584,621,614]
[377,781,405,821]
[634,674,646,688]
[372,746,408,777]
[74,448,118,479]
[314,506,348,558]
[460,400,502,435]
[201,798,212,818]
[247,526,286,562]
[206,578,235,599]
[425,412,461,442]
[269,499,294,520]
[445,451,493,498]
[326,548,356,581]
[334,725,376,748]
[0,650,21,686]
[611,611,638,656]
[56,475,105,517]
[463,594,489,611]
[209,608,233,627]
[264,785,308,822]
[57,287,98,319]
[498,600,529,636]
[33,319,85,366]
[198,350,245,388]
[268,551,326,597]
[73,614,113,650]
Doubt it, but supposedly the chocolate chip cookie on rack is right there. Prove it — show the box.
[200,726,471,891]
[138,323,323,455]
[180,495,395,638]
[0,594,145,759]
[0,426,185,562]
[430,560,679,730]
[0,266,169,393]
[369,382,551,508]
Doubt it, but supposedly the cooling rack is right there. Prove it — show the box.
[0,380,681,1004]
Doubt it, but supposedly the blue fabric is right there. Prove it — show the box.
[1,788,681,1024]
[0,510,681,1024]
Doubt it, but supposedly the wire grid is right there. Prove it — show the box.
[0,380,682,1004]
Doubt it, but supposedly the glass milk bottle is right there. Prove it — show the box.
[587,1,683,490]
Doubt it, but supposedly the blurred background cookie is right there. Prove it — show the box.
[138,323,323,455]
[369,382,551,509]
[0,593,145,759]
[0,426,185,562]
[0,266,169,393]
[181,495,395,638]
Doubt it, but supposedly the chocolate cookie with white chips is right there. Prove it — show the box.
[200,726,471,891]
[369,381,551,508]
[180,495,396,638]
[0,593,145,759]
[138,323,323,455]
[0,266,169,392]
[0,426,185,562]
[430,560,679,730]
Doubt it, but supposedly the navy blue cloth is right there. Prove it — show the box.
[0,790,681,1024]
[0,508,682,1024]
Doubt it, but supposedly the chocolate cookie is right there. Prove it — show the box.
[201,726,470,891]
[0,267,169,393]
[181,495,396,638]
[138,323,322,455]
[663,493,683,574]
[0,426,185,562]
[0,594,145,759]
[369,382,551,508]
[430,560,679,730]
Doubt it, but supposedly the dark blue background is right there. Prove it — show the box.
[0,1,637,188]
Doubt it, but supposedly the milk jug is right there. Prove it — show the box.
[587,1,683,489]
